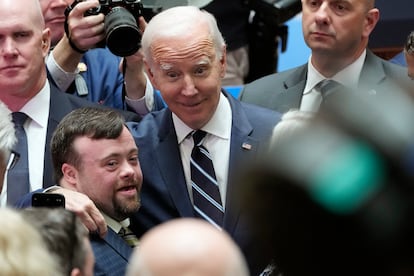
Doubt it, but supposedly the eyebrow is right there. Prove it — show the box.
[159,58,211,71]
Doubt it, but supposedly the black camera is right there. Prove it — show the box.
[65,0,144,57]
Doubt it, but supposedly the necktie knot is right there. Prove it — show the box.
[315,79,343,99]
[192,130,207,146]
[118,226,139,247]
[12,112,28,127]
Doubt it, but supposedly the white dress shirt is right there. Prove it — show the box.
[46,52,154,116]
[301,49,366,112]
[1,81,50,206]
[102,212,131,234]
[174,93,232,207]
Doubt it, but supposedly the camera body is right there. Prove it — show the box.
[65,0,144,57]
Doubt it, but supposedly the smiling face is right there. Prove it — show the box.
[70,126,142,221]
[301,0,378,73]
[146,21,226,130]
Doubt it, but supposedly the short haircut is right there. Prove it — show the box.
[21,208,89,275]
[51,106,125,182]
[0,208,61,275]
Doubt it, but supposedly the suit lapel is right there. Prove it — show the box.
[154,111,194,217]
[359,50,386,93]
[223,94,262,233]
[44,85,79,187]
[103,228,133,261]
[280,64,308,112]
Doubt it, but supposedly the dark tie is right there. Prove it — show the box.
[190,130,224,228]
[7,112,30,205]
[315,79,344,110]
[118,226,139,247]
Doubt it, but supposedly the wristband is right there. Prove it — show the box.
[64,1,87,54]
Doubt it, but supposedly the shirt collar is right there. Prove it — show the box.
[102,212,130,234]
[19,80,50,128]
[174,92,232,144]
[304,49,367,94]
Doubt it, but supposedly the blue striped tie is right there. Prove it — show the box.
[191,130,224,228]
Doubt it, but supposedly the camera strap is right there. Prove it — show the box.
[64,1,87,54]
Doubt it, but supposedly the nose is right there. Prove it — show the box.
[1,38,18,57]
[314,2,330,25]
[120,160,137,177]
[181,74,197,96]
[50,0,70,7]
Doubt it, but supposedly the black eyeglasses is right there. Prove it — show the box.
[6,151,20,171]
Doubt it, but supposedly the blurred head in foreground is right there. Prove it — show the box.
[126,218,249,276]
[0,208,61,276]
[239,94,414,276]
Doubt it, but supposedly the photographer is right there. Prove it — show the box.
[46,0,162,116]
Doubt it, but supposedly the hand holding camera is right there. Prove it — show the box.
[65,0,144,57]
[64,0,106,54]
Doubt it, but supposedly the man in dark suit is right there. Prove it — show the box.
[32,5,281,274]
[126,6,281,275]
[239,0,411,113]
[51,107,142,275]
[0,0,138,207]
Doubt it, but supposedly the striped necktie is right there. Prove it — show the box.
[7,112,30,205]
[190,130,224,228]
[118,226,139,247]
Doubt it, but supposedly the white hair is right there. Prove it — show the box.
[0,101,16,165]
[141,6,226,62]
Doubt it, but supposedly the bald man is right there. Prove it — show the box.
[126,218,250,276]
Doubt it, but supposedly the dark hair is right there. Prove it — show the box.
[21,208,89,275]
[405,31,414,54]
[51,107,125,182]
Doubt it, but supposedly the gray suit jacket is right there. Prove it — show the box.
[239,50,410,113]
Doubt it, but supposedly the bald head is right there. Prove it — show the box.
[0,0,45,29]
[126,219,249,276]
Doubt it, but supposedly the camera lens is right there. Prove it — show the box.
[104,6,141,57]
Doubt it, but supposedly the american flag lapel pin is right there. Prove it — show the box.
[242,142,252,150]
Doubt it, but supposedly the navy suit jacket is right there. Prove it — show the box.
[128,91,282,275]
[239,50,410,113]
[42,83,139,188]
[90,229,133,276]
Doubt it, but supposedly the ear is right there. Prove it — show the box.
[219,45,227,79]
[61,163,78,190]
[363,8,380,38]
[41,28,51,57]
